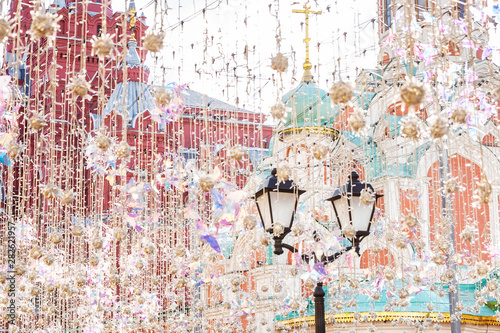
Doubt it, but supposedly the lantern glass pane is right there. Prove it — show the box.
[269,191,297,229]
[350,196,374,232]
[256,192,271,230]
[332,196,350,229]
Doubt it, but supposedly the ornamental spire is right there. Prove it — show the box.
[292,1,322,82]
[129,0,137,40]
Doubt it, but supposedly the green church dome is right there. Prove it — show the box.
[279,81,340,141]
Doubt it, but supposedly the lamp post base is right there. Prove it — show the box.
[314,282,326,333]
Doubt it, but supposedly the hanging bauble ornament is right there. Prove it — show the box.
[400,114,422,141]
[95,134,111,151]
[14,264,26,276]
[290,267,298,276]
[143,31,165,53]
[91,33,115,58]
[243,215,257,230]
[428,114,449,139]
[92,237,103,250]
[404,215,419,228]
[342,223,356,239]
[444,179,459,194]
[360,188,375,206]
[372,292,381,300]
[71,225,84,237]
[28,113,47,131]
[290,300,300,311]
[175,245,186,257]
[475,174,492,204]
[29,10,60,39]
[399,289,409,299]
[432,254,446,265]
[68,74,91,100]
[273,222,284,237]
[394,233,408,249]
[312,144,328,160]
[450,105,468,124]
[0,18,11,42]
[460,224,476,242]
[144,243,156,255]
[271,53,288,73]
[270,101,286,119]
[76,274,87,287]
[400,79,426,106]
[276,164,291,182]
[60,189,74,205]
[427,303,434,311]
[135,260,144,270]
[89,254,99,267]
[50,232,63,244]
[113,228,127,242]
[228,145,245,161]
[383,267,396,280]
[476,261,489,276]
[30,246,43,260]
[260,234,271,247]
[304,278,316,289]
[41,183,61,199]
[155,89,172,107]
[46,283,55,293]
[329,81,353,104]
[491,85,500,102]
[199,175,215,192]
[116,141,132,159]
[30,286,41,297]
[487,280,498,292]
[348,108,367,133]
[437,238,451,253]
[43,254,54,266]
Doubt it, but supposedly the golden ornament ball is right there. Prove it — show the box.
[199,175,215,192]
[29,11,60,39]
[271,52,289,73]
[143,31,166,53]
[50,232,63,244]
[6,140,22,160]
[116,141,132,159]
[69,74,91,98]
[228,145,245,161]
[0,18,11,41]
[312,144,328,160]
[400,80,426,106]
[71,225,84,237]
[60,189,75,205]
[28,113,47,131]
[329,81,354,104]
[270,101,286,119]
[41,183,61,199]
[243,215,257,230]
[92,33,115,58]
[95,134,111,151]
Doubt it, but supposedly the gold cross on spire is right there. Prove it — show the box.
[292,1,322,82]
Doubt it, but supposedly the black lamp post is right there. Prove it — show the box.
[255,170,381,333]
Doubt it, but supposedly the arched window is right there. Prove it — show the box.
[96,25,102,37]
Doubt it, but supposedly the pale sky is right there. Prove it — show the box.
[113,0,380,113]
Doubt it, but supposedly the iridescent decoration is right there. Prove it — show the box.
[271,52,289,73]
[329,81,353,104]
[143,31,166,53]
[400,79,426,106]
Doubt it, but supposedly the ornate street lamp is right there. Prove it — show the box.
[254,168,305,255]
[326,171,381,245]
[255,170,381,333]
